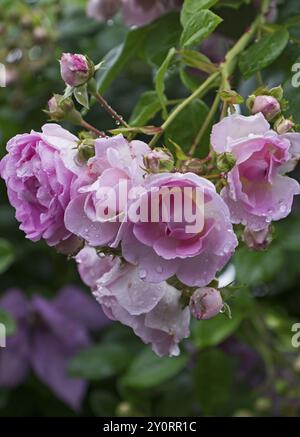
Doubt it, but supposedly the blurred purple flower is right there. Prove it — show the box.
[86,0,182,26]
[0,286,109,410]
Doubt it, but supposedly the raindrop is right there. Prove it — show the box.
[156,266,163,273]
[139,269,147,279]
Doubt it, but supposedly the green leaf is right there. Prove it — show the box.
[234,245,285,286]
[180,49,218,74]
[143,13,182,67]
[165,99,210,155]
[121,348,188,389]
[181,0,218,27]
[155,47,176,119]
[129,91,162,126]
[192,313,242,348]
[239,28,290,79]
[68,344,132,381]
[73,84,89,109]
[129,91,161,126]
[90,390,119,417]
[97,26,150,94]
[0,309,16,337]
[179,68,204,92]
[193,349,233,415]
[0,239,15,274]
[180,9,223,49]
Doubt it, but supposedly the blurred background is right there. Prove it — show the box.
[1,0,300,417]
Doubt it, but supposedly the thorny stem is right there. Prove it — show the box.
[80,119,106,137]
[94,92,129,129]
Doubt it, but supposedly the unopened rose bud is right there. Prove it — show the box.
[60,53,94,87]
[251,95,280,121]
[274,117,295,134]
[189,287,223,321]
[46,94,82,124]
[216,152,236,172]
[87,0,121,22]
[46,94,74,121]
[243,226,272,251]
[77,139,96,163]
[143,148,174,173]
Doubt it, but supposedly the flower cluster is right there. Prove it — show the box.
[1,52,300,357]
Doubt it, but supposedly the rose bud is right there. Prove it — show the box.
[243,226,272,251]
[216,152,236,172]
[46,94,82,125]
[274,117,295,135]
[77,139,96,163]
[189,287,223,321]
[251,95,280,121]
[143,148,174,173]
[60,53,94,87]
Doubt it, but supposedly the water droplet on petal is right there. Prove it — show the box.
[139,269,147,279]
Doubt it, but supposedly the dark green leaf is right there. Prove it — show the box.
[68,344,132,381]
[129,91,162,126]
[215,0,251,9]
[97,26,150,93]
[239,28,290,79]
[192,313,242,348]
[143,13,182,67]
[180,9,223,49]
[193,349,233,415]
[234,246,285,286]
[0,239,15,274]
[90,390,119,417]
[180,49,218,74]
[165,99,210,155]
[179,68,204,92]
[121,348,188,389]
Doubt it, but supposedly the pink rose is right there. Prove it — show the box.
[76,245,114,289]
[64,134,150,247]
[211,113,300,230]
[121,172,238,287]
[75,246,190,356]
[92,256,190,357]
[0,124,81,247]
